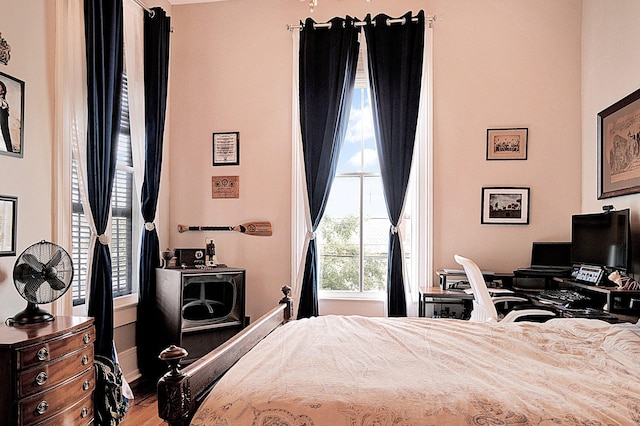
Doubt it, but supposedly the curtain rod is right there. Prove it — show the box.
[133,0,155,17]
[286,15,435,31]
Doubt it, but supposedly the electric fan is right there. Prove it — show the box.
[9,240,74,325]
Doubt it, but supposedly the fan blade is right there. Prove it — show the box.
[23,253,44,273]
[47,276,67,291]
[13,263,40,283]
[45,250,62,269]
[24,276,46,301]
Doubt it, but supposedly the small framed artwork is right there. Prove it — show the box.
[0,71,24,158]
[212,175,239,199]
[0,195,17,256]
[481,187,530,225]
[598,87,640,199]
[486,128,528,160]
[212,132,239,166]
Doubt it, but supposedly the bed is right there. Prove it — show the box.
[157,287,640,425]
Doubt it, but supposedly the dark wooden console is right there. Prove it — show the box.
[156,267,246,365]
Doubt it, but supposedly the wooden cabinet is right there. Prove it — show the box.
[156,268,246,364]
[0,316,95,425]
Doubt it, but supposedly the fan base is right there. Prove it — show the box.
[10,303,54,326]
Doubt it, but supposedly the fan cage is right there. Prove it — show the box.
[13,241,74,304]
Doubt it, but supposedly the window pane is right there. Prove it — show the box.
[318,176,360,291]
[336,88,378,175]
[363,176,388,292]
[71,72,134,306]
[111,169,133,297]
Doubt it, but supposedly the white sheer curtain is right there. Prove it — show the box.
[53,0,89,316]
[290,29,311,318]
[124,0,146,274]
[404,22,434,316]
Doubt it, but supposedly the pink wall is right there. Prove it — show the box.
[167,0,583,318]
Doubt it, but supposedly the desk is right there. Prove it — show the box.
[418,287,474,318]
[436,269,514,290]
[513,269,571,289]
[553,277,640,320]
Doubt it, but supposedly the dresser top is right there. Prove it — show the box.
[0,316,94,347]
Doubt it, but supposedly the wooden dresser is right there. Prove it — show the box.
[0,316,95,425]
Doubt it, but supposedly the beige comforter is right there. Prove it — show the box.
[191,316,640,425]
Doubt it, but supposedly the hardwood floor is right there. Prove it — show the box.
[120,378,165,426]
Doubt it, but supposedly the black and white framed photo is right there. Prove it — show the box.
[212,132,239,166]
[0,195,17,256]
[481,187,530,225]
[486,128,528,160]
[0,71,24,158]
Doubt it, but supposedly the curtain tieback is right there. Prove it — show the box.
[307,231,316,240]
[391,226,399,235]
[145,222,156,231]
[97,234,110,245]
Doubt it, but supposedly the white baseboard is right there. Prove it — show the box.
[117,346,141,384]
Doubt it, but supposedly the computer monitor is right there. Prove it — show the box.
[530,242,572,268]
[571,209,631,271]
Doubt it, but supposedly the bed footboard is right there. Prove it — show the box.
[157,285,293,426]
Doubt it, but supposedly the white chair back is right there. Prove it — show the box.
[454,254,498,322]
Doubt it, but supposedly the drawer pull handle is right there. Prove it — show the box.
[35,371,48,386]
[83,380,90,391]
[81,407,88,418]
[36,400,48,415]
[36,347,49,361]
[82,354,90,365]
[83,333,91,344]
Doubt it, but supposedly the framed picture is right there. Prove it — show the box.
[0,195,17,256]
[481,187,530,225]
[211,175,239,199]
[486,128,528,160]
[212,132,239,166]
[0,72,24,158]
[598,87,640,199]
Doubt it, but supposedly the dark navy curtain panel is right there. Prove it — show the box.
[364,11,424,317]
[84,0,124,358]
[137,7,171,379]
[297,16,360,318]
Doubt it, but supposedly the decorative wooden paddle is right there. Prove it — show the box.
[177,221,272,236]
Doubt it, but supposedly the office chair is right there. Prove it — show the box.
[454,254,556,323]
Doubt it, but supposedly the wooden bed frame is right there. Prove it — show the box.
[156,286,293,426]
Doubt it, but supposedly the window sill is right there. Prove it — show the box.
[114,294,138,311]
[319,291,386,301]
[72,294,138,328]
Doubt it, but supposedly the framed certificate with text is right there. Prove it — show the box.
[212,132,239,166]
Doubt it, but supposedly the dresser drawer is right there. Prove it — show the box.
[19,367,94,425]
[17,326,94,369]
[18,345,94,398]
[33,392,94,426]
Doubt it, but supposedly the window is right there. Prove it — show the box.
[71,74,137,306]
[316,52,413,296]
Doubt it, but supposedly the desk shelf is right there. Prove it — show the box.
[555,278,640,317]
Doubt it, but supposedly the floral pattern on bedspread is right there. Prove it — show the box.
[191,316,640,426]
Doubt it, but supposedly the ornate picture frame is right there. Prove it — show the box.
[0,195,17,256]
[486,128,528,160]
[0,71,24,158]
[598,87,640,199]
[481,187,530,225]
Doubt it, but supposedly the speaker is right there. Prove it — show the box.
[174,248,206,268]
